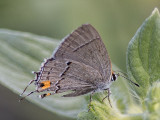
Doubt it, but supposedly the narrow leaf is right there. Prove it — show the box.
[0,29,86,118]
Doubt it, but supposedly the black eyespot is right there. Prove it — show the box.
[67,61,72,65]
[40,83,44,87]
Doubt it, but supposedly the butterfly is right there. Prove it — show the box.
[20,24,139,108]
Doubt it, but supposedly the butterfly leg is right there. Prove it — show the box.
[88,92,94,112]
[102,88,112,107]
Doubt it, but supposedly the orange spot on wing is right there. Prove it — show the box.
[41,81,51,89]
[46,93,51,96]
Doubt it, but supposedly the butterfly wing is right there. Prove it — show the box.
[36,24,112,97]
[21,24,112,99]
[37,58,101,97]
[53,24,112,82]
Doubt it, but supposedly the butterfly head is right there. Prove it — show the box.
[111,72,118,82]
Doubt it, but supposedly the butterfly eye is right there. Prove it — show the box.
[111,73,117,81]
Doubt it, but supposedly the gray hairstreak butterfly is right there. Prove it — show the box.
[20,24,139,108]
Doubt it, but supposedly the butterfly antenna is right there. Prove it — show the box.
[115,71,139,87]
[116,70,129,76]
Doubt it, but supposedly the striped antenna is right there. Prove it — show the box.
[115,71,139,87]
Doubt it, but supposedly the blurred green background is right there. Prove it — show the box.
[0,0,159,120]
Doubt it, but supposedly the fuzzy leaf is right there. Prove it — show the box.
[145,81,160,119]
[0,29,86,118]
[127,8,160,99]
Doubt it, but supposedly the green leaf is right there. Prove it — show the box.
[127,8,160,100]
[145,81,160,119]
[0,29,86,118]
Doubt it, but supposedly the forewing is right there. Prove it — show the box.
[36,58,102,96]
[53,24,112,81]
